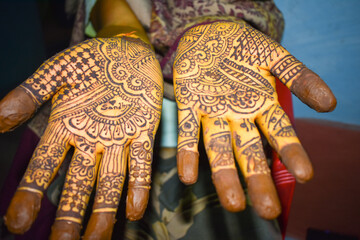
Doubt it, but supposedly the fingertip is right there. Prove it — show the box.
[291,69,337,113]
[50,220,81,240]
[177,150,199,185]
[0,87,37,132]
[212,169,246,212]
[280,143,314,183]
[126,188,149,221]
[5,191,42,234]
[247,174,281,220]
[82,212,115,240]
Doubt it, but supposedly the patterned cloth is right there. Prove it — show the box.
[120,153,282,240]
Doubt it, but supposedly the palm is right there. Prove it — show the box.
[174,21,335,219]
[4,36,163,237]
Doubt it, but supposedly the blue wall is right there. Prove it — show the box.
[275,0,360,125]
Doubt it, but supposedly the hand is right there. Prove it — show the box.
[0,36,163,239]
[173,21,336,219]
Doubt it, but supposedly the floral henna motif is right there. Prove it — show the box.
[128,140,152,189]
[17,36,163,223]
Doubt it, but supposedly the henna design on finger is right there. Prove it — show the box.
[94,146,126,212]
[259,104,297,150]
[262,105,296,138]
[270,55,306,85]
[241,137,270,175]
[128,139,153,189]
[206,132,235,172]
[177,108,199,151]
[57,147,97,223]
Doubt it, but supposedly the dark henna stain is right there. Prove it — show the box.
[212,169,246,212]
[177,149,199,185]
[291,68,337,112]
[83,212,116,240]
[0,87,37,133]
[4,191,42,234]
[280,143,314,183]
[247,174,281,220]
[126,188,149,221]
[50,221,81,240]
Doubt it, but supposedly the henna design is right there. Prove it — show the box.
[57,148,97,222]
[17,36,162,223]
[177,108,199,150]
[270,55,306,84]
[230,24,284,68]
[241,137,270,175]
[261,105,296,138]
[128,140,152,188]
[206,132,235,172]
[174,21,278,120]
[239,119,256,132]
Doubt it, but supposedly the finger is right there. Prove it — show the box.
[126,137,153,221]
[269,50,336,112]
[257,104,314,183]
[83,145,126,239]
[5,122,70,234]
[203,117,246,212]
[49,221,82,240]
[230,119,281,219]
[52,137,99,238]
[176,107,201,184]
[0,87,37,132]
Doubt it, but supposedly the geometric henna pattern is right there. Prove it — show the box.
[270,55,306,84]
[17,36,163,223]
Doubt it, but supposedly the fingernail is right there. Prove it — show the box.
[280,143,314,183]
[177,150,199,185]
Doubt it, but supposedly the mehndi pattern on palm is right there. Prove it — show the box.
[17,36,163,223]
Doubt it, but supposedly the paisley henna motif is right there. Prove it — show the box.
[16,36,163,224]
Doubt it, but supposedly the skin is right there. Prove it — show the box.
[1,36,163,238]
[0,1,162,239]
[0,2,337,238]
[173,20,336,219]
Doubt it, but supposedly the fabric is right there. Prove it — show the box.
[121,153,282,240]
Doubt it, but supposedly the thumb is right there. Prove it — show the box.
[290,68,337,112]
[0,87,37,132]
[270,53,337,112]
